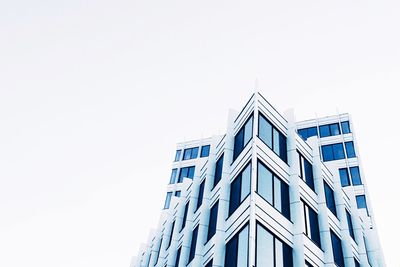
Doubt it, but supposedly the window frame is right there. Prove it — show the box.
[233,114,254,162]
[228,162,252,217]
[200,145,210,158]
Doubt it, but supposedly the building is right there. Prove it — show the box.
[131,93,385,267]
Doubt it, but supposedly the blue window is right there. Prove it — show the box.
[200,145,210,157]
[174,150,181,162]
[181,201,190,231]
[188,225,199,264]
[302,200,321,248]
[164,192,172,209]
[183,147,199,160]
[205,259,213,267]
[233,115,253,161]
[214,154,224,187]
[207,200,219,242]
[305,261,314,267]
[258,113,288,163]
[228,162,251,216]
[350,166,362,185]
[196,179,205,210]
[346,210,355,241]
[341,121,351,134]
[154,237,162,266]
[224,224,249,267]
[356,195,369,215]
[324,182,337,216]
[339,168,350,187]
[178,166,195,183]
[345,141,356,158]
[319,123,341,138]
[166,221,175,249]
[321,143,345,161]
[174,247,181,267]
[257,160,290,220]
[330,230,344,267]
[298,127,318,140]
[354,258,360,267]
[174,190,181,197]
[298,152,315,191]
[169,168,178,184]
[256,222,293,267]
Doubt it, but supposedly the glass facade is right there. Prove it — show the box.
[207,200,219,242]
[233,115,253,161]
[319,123,341,138]
[339,168,350,187]
[200,145,210,157]
[164,192,172,209]
[356,195,369,215]
[302,200,321,247]
[183,147,199,160]
[188,225,199,264]
[321,143,345,162]
[178,166,195,183]
[174,150,181,162]
[298,152,315,191]
[324,182,337,216]
[341,121,351,134]
[224,224,249,267]
[345,141,356,158]
[169,168,178,184]
[297,126,318,140]
[330,230,344,267]
[228,162,251,216]
[181,201,190,231]
[346,210,355,241]
[196,179,205,210]
[214,154,224,187]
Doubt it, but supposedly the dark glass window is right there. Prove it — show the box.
[205,259,213,267]
[321,143,345,162]
[350,166,362,185]
[324,182,337,216]
[207,200,219,242]
[305,261,314,267]
[174,247,181,267]
[298,127,318,140]
[346,210,355,241]
[214,154,224,187]
[345,141,356,158]
[178,166,195,183]
[224,224,249,267]
[330,230,344,267]
[228,163,251,216]
[258,113,288,163]
[166,221,175,249]
[175,190,181,197]
[356,195,369,215]
[256,222,293,267]
[233,115,253,161]
[257,160,290,220]
[298,152,315,191]
[154,237,162,266]
[341,121,351,134]
[354,258,360,267]
[174,150,181,162]
[183,147,199,160]
[196,179,205,210]
[188,225,199,264]
[302,200,321,247]
[164,192,172,209]
[181,201,189,231]
[339,168,350,187]
[319,123,341,138]
[169,168,178,184]
[200,145,210,157]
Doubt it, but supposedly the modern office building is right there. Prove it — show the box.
[131,93,385,267]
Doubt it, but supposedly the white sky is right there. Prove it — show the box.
[1,1,400,266]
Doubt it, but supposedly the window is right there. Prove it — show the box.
[319,123,341,138]
[345,141,356,158]
[256,222,293,267]
[207,200,219,242]
[214,154,224,188]
[166,221,175,249]
[354,258,360,267]
[302,200,321,247]
[205,259,213,267]
[356,195,369,215]
[321,143,345,162]
[298,152,315,191]
[188,225,199,264]
[341,121,351,134]
[233,115,253,161]
[174,150,182,162]
[258,113,288,163]
[177,166,195,183]
[196,179,205,210]
[339,168,350,187]
[164,192,172,209]
[228,162,251,216]
[154,237,163,266]
[305,261,314,267]
[183,147,199,160]
[257,161,290,220]
[181,201,190,231]
[330,230,344,267]
[175,191,181,197]
[324,182,337,216]
[350,166,362,185]
[169,168,178,184]
[346,210,355,241]
[364,236,373,266]
[224,224,249,267]
[297,127,317,140]
[200,145,210,157]
[174,247,181,267]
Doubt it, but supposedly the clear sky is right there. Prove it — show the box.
[1,1,399,266]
